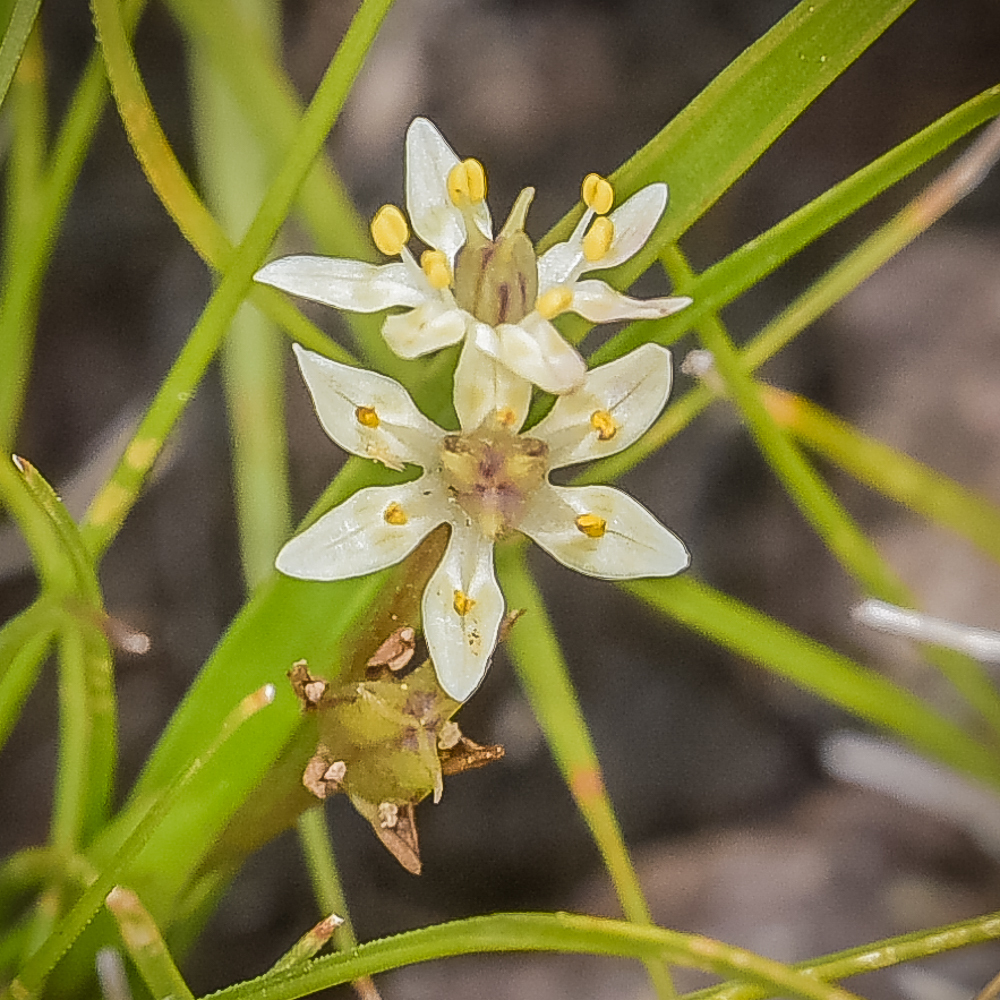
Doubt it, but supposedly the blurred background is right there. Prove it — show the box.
[3,0,1000,996]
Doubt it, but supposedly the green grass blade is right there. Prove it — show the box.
[764,387,1000,566]
[592,85,1000,365]
[539,0,919,294]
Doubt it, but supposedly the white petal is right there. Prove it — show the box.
[255,256,424,312]
[485,314,586,395]
[453,336,532,433]
[570,280,692,324]
[536,184,668,288]
[382,300,469,359]
[422,524,504,701]
[520,483,689,580]
[405,118,492,261]
[293,344,442,469]
[276,478,447,580]
[595,184,668,272]
[531,343,673,469]
[536,210,593,289]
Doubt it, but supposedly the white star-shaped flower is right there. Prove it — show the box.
[254,117,691,396]
[277,342,690,701]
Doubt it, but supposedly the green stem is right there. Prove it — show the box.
[209,912,868,1000]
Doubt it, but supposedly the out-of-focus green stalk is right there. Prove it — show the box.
[626,575,1000,788]
[0,0,149,454]
[497,545,676,1000]
[189,0,290,589]
[0,24,46,455]
[0,609,56,755]
[165,0,412,384]
[83,0,397,560]
[297,809,381,1000]
[763,386,1000,566]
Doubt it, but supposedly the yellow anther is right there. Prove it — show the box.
[447,158,487,206]
[575,513,607,539]
[420,249,452,290]
[383,502,408,526]
[371,204,409,256]
[582,173,614,215]
[583,216,615,262]
[535,286,573,320]
[453,589,477,617]
[590,409,618,441]
[496,406,518,427]
[355,405,380,428]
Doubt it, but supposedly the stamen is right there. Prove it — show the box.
[582,173,614,215]
[575,513,607,538]
[420,249,452,289]
[583,216,615,262]
[371,204,409,256]
[383,502,408,526]
[453,589,477,616]
[535,286,573,319]
[447,158,487,206]
[355,405,380,428]
[496,406,518,427]
[590,409,618,441]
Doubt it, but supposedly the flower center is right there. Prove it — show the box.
[452,187,539,326]
[440,418,549,539]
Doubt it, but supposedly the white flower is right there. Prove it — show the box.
[254,117,691,396]
[277,342,690,701]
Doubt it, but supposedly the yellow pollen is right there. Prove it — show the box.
[590,409,618,441]
[420,249,452,289]
[583,216,615,262]
[575,513,607,539]
[582,173,614,215]
[383,502,408,526]
[496,406,518,427]
[453,590,477,617]
[371,204,409,256]
[355,405,380,428]
[535,286,573,319]
[447,158,487,206]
